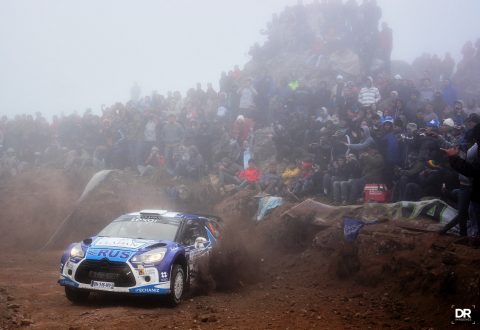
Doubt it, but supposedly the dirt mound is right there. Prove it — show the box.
[218,194,480,314]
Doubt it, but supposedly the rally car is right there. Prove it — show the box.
[58,210,221,306]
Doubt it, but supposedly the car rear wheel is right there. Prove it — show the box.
[65,286,90,303]
[167,264,185,306]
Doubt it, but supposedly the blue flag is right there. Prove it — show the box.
[343,218,365,241]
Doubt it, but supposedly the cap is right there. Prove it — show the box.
[236,115,245,121]
[442,118,455,128]
[336,75,344,80]
[382,116,394,124]
[394,74,402,80]
[426,118,440,128]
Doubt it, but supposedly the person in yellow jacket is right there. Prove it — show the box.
[281,162,301,185]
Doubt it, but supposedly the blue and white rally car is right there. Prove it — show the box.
[58,210,221,306]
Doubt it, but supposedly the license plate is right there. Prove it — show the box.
[91,280,115,290]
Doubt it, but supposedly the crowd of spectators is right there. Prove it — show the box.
[1,0,480,236]
[253,0,391,75]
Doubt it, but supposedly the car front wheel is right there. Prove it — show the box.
[167,264,185,306]
[64,286,90,303]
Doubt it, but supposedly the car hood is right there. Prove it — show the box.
[84,237,171,263]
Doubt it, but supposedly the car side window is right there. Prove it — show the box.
[182,221,207,246]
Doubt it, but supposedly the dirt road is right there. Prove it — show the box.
[0,249,456,330]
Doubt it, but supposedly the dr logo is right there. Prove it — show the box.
[455,309,471,320]
[451,305,476,324]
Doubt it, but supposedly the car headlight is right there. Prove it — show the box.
[70,243,85,258]
[131,248,166,264]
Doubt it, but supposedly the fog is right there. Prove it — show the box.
[0,0,479,118]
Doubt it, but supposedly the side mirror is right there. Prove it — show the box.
[194,237,208,249]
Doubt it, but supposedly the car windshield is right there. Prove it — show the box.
[97,214,181,241]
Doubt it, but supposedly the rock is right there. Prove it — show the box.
[20,319,34,326]
[7,303,20,309]
[199,314,217,323]
[350,293,363,299]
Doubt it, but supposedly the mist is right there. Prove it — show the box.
[0,0,479,118]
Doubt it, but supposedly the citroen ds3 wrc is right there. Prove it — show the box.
[58,210,221,306]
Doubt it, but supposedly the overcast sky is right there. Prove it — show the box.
[1,0,479,118]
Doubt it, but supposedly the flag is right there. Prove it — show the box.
[343,218,365,242]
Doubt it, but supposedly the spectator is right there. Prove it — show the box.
[358,76,381,110]
[260,164,283,195]
[442,79,457,107]
[349,145,385,203]
[442,124,480,236]
[282,162,301,186]
[378,22,393,72]
[419,78,435,105]
[332,153,362,204]
[344,124,375,151]
[232,115,254,145]
[423,103,439,124]
[238,78,258,116]
[162,114,185,170]
[452,100,466,126]
[237,158,261,193]
[331,75,346,111]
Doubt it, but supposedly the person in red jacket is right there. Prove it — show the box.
[232,115,255,145]
[237,158,261,193]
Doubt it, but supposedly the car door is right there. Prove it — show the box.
[180,220,211,279]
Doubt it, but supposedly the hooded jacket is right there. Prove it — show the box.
[449,154,480,203]
[346,126,375,151]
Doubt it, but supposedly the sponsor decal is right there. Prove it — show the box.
[86,248,133,262]
[138,267,156,276]
[93,237,152,249]
[129,284,169,294]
